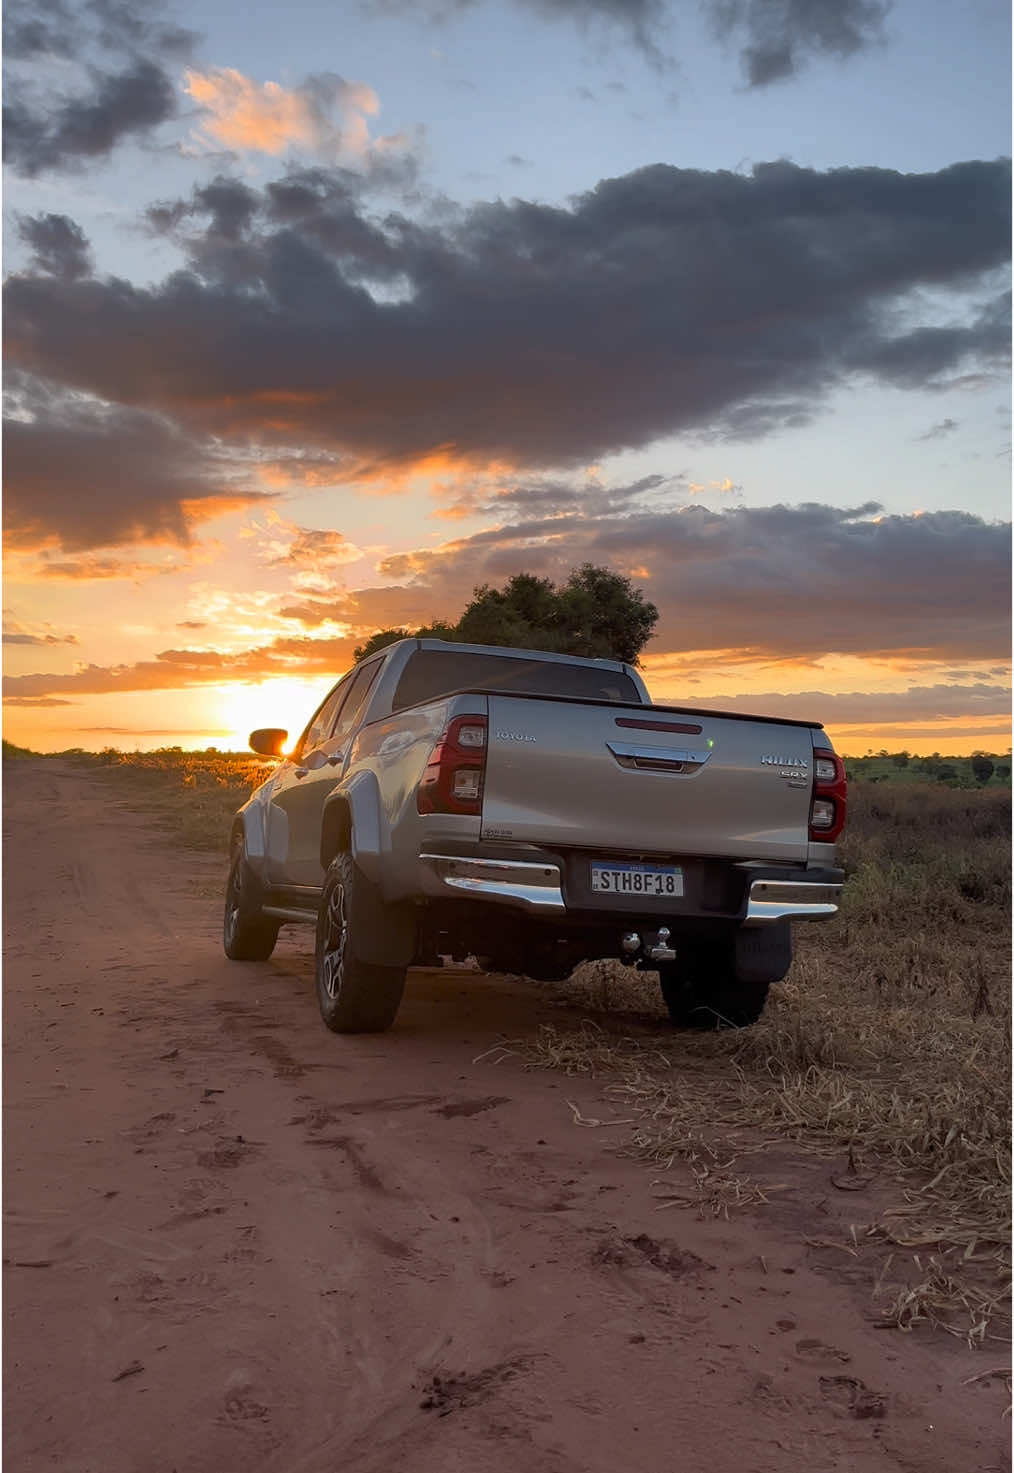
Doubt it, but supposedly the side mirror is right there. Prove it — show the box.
[249,727,288,757]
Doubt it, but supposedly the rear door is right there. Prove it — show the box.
[481,695,814,863]
[265,676,352,886]
[266,659,385,887]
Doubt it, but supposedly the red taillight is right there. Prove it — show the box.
[417,715,488,815]
[809,747,847,843]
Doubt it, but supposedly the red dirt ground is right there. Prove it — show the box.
[4,761,1008,1472]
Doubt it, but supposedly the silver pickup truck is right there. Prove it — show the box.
[224,639,845,1033]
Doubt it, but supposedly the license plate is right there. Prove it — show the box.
[591,862,683,897]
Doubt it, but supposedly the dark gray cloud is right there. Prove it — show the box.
[374,0,889,79]
[434,470,679,521]
[3,376,266,551]
[3,0,195,176]
[3,0,79,60]
[146,167,414,288]
[916,416,959,441]
[4,59,177,177]
[17,214,94,281]
[285,501,1011,665]
[3,0,194,61]
[521,0,669,61]
[7,159,1009,478]
[707,0,889,86]
[373,0,669,61]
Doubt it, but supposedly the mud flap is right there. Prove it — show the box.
[733,921,792,984]
[345,856,417,968]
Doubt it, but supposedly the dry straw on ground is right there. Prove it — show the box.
[490,783,1012,1345]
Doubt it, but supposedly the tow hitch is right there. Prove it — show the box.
[619,928,677,964]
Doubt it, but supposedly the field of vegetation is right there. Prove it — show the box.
[845,750,1010,788]
[5,741,1011,1343]
[1,743,274,852]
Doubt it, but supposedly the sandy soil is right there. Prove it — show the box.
[3,760,1008,1473]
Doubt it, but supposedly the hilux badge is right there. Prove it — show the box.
[760,754,808,768]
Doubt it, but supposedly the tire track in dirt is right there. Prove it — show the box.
[4,760,1007,1473]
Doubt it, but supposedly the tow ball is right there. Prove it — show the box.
[619,928,677,964]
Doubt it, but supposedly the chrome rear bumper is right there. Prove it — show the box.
[420,855,841,924]
[744,878,841,925]
[420,854,566,913]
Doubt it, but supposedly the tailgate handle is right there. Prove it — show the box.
[606,740,711,773]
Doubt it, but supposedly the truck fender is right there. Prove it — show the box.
[320,769,383,883]
[320,773,415,969]
[232,797,268,880]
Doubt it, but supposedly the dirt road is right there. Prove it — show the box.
[4,761,1006,1472]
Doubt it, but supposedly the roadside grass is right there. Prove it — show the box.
[51,747,273,852]
[2,739,39,760]
[488,782,1012,1345]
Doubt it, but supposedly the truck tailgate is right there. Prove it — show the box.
[481,695,815,863]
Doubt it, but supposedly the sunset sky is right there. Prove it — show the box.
[4,0,1011,756]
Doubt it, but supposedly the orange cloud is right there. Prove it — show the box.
[244,515,364,571]
[183,67,384,160]
[31,555,188,582]
[3,634,359,702]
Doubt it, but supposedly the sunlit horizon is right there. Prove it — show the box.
[6,675,1009,760]
[2,0,1009,779]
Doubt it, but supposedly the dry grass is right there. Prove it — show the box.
[492,782,1012,1344]
[56,747,273,852]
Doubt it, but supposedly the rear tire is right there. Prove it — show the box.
[315,852,407,1033]
[657,938,770,1029]
[223,839,280,961]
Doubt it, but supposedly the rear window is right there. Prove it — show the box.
[391,649,640,711]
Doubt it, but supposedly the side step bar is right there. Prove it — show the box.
[262,905,317,923]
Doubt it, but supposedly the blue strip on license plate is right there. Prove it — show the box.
[591,863,684,897]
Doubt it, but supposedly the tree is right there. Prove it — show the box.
[557,564,660,664]
[353,565,659,665]
[971,754,995,784]
[891,751,910,769]
[936,763,959,783]
[353,628,412,662]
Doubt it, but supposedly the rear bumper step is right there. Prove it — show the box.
[744,878,842,925]
[420,854,566,913]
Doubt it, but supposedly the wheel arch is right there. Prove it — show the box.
[320,796,353,870]
[320,770,384,884]
[231,798,268,875]
[320,775,414,968]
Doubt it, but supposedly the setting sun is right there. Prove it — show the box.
[216,676,340,754]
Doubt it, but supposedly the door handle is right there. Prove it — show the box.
[605,740,711,772]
